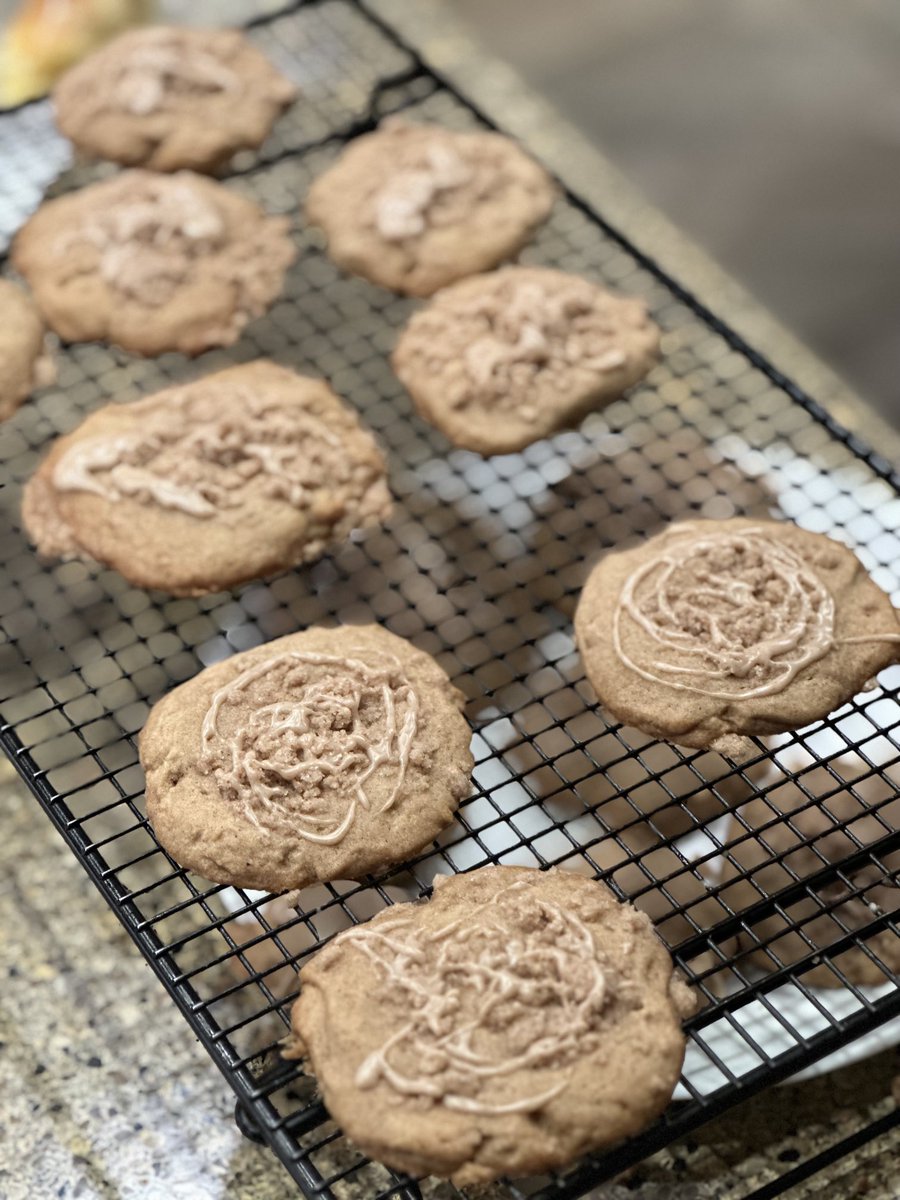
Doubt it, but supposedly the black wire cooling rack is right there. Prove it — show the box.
[1,2,899,1197]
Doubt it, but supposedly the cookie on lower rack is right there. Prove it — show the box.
[12,169,295,356]
[53,26,297,172]
[719,757,900,987]
[306,119,556,297]
[0,279,55,420]
[22,361,391,596]
[393,267,659,454]
[288,864,694,1185]
[141,625,473,892]
[574,518,900,758]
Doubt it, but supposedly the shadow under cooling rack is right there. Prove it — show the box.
[0,2,899,1198]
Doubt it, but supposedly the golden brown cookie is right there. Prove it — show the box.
[719,757,900,987]
[289,865,693,1184]
[53,26,296,172]
[306,119,556,297]
[0,279,55,420]
[574,518,900,757]
[22,361,391,596]
[12,170,295,356]
[393,267,659,454]
[141,625,473,892]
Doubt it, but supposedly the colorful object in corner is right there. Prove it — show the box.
[0,0,154,106]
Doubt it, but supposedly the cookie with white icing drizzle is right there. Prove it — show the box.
[21,361,391,596]
[0,279,55,421]
[575,517,900,758]
[12,170,295,356]
[141,624,473,892]
[393,267,659,453]
[53,26,296,172]
[288,865,694,1184]
[306,119,556,297]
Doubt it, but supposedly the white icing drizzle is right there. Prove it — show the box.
[200,649,419,842]
[612,524,900,700]
[465,313,549,389]
[331,879,607,1114]
[51,388,343,520]
[54,177,225,305]
[54,434,217,516]
[838,634,900,645]
[103,29,237,116]
[393,276,633,417]
[460,278,630,403]
[374,143,472,241]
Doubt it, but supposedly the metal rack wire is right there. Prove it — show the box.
[0,2,898,1196]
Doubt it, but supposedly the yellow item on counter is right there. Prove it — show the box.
[0,0,156,106]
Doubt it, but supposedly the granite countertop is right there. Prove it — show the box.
[2,2,900,1197]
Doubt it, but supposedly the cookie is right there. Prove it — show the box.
[393,267,659,454]
[12,170,295,356]
[53,26,297,172]
[141,624,473,892]
[0,279,55,420]
[574,518,900,757]
[22,361,391,597]
[306,119,556,297]
[719,757,900,986]
[288,865,693,1184]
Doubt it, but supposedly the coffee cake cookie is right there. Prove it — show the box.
[719,757,900,986]
[22,361,391,596]
[575,518,900,757]
[141,625,473,891]
[12,170,295,356]
[306,119,556,296]
[393,267,659,453]
[288,865,693,1184]
[53,26,296,172]
[0,279,55,420]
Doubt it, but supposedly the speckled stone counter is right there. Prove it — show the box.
[3,4,900,1197]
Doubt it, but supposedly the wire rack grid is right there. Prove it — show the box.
[0,2,899,1198]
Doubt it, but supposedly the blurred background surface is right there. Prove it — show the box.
[450,0,900,427]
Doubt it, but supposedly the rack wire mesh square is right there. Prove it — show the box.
[0,2,899,1197]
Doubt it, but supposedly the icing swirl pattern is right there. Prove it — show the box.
[200,650,419,842]
[51,386,344,521]
[54,176,225,305]
[108,32,238,116]
[374,142,472,241]
[613,524,837,699]
[333,879,608,1114]
[462,276,629,403]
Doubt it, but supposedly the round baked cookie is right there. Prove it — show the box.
[288,865,694,1184]
[393,267,659,454]
[574,518,900,757]
[53,26,297,172]
[21,361,391,596]
[0,279,55,420]
[141,625,473,891]
[719,758,900,986]
[306,119,556,297]
[12,170,296,356]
